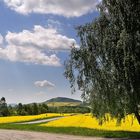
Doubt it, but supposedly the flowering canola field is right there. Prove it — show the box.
[0,113,67,124]
[41,114,140,132]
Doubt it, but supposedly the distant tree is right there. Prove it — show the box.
[0,97,6,104]
[0,97,10,116]
[48,106,58,113]
[17,103,27,115]
[24,104,33,115]
[17,103,23,115]
[39,104,48,114]
[65,0,140,124]
[8,105,17,116]
[32,103,39,115]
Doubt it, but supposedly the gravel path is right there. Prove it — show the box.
[17,116,64,124]
[0,129,138,140]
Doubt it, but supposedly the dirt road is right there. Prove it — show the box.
[17,116,64,124]
[0,129,139,140]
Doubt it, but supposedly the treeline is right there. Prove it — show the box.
[0,97,48,116]
[48,106,90,114]
[10,103,49,116]
[0,97,90,116]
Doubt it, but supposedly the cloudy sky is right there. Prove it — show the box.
[0,0,99,104]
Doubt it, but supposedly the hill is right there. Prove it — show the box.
[45,97,82,107]
[46,97,81,103]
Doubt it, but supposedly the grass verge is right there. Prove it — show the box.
[0,123,140,138]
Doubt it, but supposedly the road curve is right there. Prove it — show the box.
[0,129,139,140]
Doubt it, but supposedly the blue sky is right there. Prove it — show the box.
[0,0,99,104]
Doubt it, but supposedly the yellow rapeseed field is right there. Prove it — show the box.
[41,114,140,132]
[0,113,68,124]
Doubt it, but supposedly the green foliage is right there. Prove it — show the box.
[2,99,88,116]
[6,102,49,116]
[32,103,39,115]
[0,96,88,116]
[0,97,10,116]
[17,103,25,115]
[38,104,48,114]
[64,0,140,124]
[47,106,90,114]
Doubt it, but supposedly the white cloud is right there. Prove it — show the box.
[3,0,98,17]
[47,19,62,29]
[34,80,55,88]
[0,34,3,45]
[0,45,61,66]
[0,25,78,66]
[6,25,78,50]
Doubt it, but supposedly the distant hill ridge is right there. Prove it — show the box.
[46,97,81,103]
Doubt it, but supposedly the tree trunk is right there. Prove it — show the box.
[134,110,140,125]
